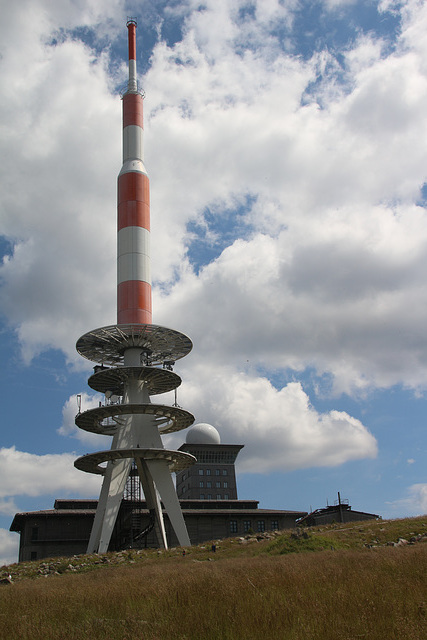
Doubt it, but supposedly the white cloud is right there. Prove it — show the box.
[0,529,20,567]
[141,2,427,397]
[0,1,122,365]
[165,366,378,472]
[0,447,101,498]
[397,1,427,70]
[155,215,427,395]
[390,483,427,516]
[58,392,110,447]
[0,498,19,517]
[323,0,357,8]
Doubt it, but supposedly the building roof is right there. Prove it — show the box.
[10,509,96,531]
[10,498,307,532]
[297,503,379,525]
[180,508,307,516]
[178,443,244,465]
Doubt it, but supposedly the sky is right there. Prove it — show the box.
[1,0,427,565]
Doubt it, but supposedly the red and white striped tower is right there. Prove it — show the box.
[74,19,195,554]
[117,18,152,325]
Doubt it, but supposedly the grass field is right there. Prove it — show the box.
[1,516,426,639]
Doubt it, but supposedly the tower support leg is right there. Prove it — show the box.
[135,457,168,548]
[87,460,113,554]
[87,418,134,554]
[146,459,191,547]
[96,457,132,553]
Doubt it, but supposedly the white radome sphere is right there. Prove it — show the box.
[186,423,221,445]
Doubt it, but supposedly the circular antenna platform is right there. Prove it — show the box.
[75,403,194,435]
[76,324,192,366]
[88,365,181,396]
[74,448,196,475]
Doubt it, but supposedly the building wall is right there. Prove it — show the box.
[15,506,304,561]
[176,444,243,500]
[115,507,301,549]
[17,514,94,562]
[177,464,238,501]
[302,508,378,527]
[183,512,300,544]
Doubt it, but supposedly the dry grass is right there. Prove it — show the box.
[0,517,426,639]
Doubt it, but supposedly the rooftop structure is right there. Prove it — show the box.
[176,424,243,501]
[297,493,379,526]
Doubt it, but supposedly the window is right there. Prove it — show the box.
[31,527,39,541]
[224,494,229,500]
[206,469,211,476]
[222,470,227,476]
[216,494,221,499]
[198,469,203,476]
[206,481,211,488]
[215,469,220,476]
[30,551,37,561]
[271,520,279,531]
[215,481,221,488]
[257,520,265,532]
[192,452,236,464]
[229,520,238,533]
[199,481,204,488]
[200,494,204,499]
[207,494,212,500]
[244,520,252,533]
[224,481,228,488]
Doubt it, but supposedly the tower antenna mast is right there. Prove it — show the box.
[74,19,195,553]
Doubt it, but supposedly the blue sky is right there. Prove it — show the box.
[1,0,427,564]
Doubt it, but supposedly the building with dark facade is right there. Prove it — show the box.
[176,423,243,500]
[297,493,379,527]
[10,424,307,562]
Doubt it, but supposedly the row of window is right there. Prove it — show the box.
[229,520,279,534]
[193,453,236,464]
[198,469,227,476]
[199,481,228,488]
[199,494,229,500]
[180,469,228,483]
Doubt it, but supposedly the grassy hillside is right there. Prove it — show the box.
[1,516,426,639]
